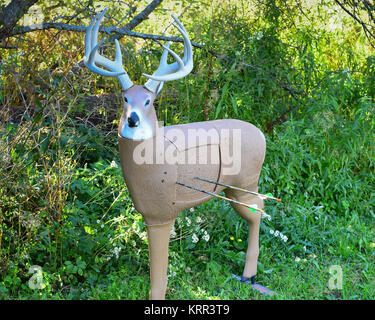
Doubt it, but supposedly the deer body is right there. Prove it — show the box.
[83,10,267,299]
[118,116,265,226]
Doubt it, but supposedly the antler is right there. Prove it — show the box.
[84,8,133,91]
[143,15,193,94]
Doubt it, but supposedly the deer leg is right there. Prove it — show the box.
[146,220,174,300]
[225,182,263,280]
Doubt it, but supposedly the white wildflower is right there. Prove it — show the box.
[139,232,147,241]
[269,228,288,243]
[112,246,121,259]
[110,160,118,168]
[192,233,199,243]
[196,216,202,223]
[250,30,264,40]
[170,225,176,238]
[202,232,210,242]
[186,217,191,227]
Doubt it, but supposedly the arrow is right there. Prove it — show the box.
[193,177,281,202]
[176,182,264,213]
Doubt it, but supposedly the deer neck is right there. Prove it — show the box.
[117,118,163,169]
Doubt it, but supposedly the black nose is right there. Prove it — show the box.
[127,112,139,128]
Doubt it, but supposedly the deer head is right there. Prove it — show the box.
[84,8,193,140]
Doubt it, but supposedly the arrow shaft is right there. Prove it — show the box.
[176,182,263,213]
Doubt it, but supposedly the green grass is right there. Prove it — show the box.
[0,0,375,300]
[1,107,373,299]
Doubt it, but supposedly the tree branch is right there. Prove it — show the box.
[124,0,164,31]
[335,0,375,49]
[0,0,39,42]
[8,22,200,46]
[110,0,165,41]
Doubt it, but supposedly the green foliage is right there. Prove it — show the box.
[1,0,375,300]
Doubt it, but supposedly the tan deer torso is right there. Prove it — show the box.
[118,119,266,226]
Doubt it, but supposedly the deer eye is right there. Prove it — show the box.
[145,99,151,107]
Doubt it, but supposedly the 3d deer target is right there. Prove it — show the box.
[83,8,270,299]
